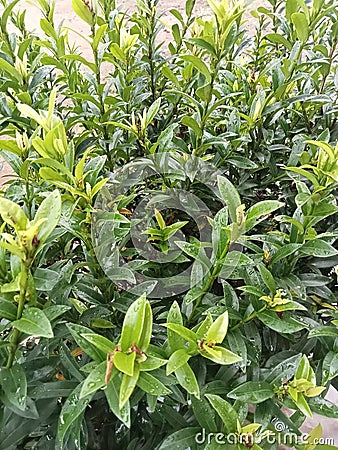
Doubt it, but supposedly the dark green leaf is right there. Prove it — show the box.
[259,265,276,294]
[80,361,106,398]
[308,326,338,338]
[105,372,130,428]
[137,371,172,396]
[120,364,140,409]
[257,310,307,334]
[158,427,201,450]
[81,333,115,354]
[167,301,185,353]
[300,239,337,258]
[0,297,17,321]
[175,362,200,398]
[0,364,27,411]
[217,175,241,223]
[205,394,238,433]
[56,383,93,450]
[228,381,274,403]
[67,323,106,362]
[164,323,197,346]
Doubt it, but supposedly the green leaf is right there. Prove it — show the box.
[180,55,211,83]
[228,381,274,403]
[120,293,149,352]
[33,190,62,245]
[59,344,83,382]
[56,383,93,450]
[196,314,214,340]
[291,12,309,42]
[0,297,17,321]
[205,310,228,343]
[286,166,319,188]
[226,330,248,370]
[266,354,302,385]
[17,104,47,130]
[105,373,130,427]
[300,239,337,257]
[71,0,93,25]
[201,345,242,365]
[257,310,307,334]
[175,362,200,398]
[91,178,108,198]
[1,0,21,32]
[245,200,284,232]
[158,427,201,450]
[259,265,276,294]
[184,287,205,305]
[307,396,338,419]
[138,299,152,352]
[185,38,217,55]
[139,355,167,371]
[308,326,338,338]
[119,365,140,409]
[114,351,136,376]
[217,175,241,223]
[167,301,185,352]
[67,323,106,362]
[238,285,266,297]
[185,0,195,15]
[270,244,301,264]
[137,372,172,396]
[164,323,197,346]
[29,381,78,400]
[34,268,60,291]
[191,395,217,432]
[162,65,180,86]
[0,364,27,411]
[0,139,21,156]
[306,140,335,162]
[81,333,115,354]
[0,198,28,230]
[93,24,108,51]
[91,318,115,328]
[79,361,107,399]
[205,394,238,433]
[80,361,106,398]
[265,33,292,51]
[322,351,338,384]
[0,56,22,82]
[285,0,298,20]
[110,43,126,62]
[295,391,312,417]
[295,354,313,382]
[44,305,71,321]
[181,116,201,137]
[167,349,190,375]
[40,18,58,40]
[146,98,161,126]
[13,308,53,338]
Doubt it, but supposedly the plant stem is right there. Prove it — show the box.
[189,239,231,321]
[6,262,29,368]
[194,71,216,156]
[231,305,267,331]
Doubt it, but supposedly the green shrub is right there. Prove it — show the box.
[0,0,337,448]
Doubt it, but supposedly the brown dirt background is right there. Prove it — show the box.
[0,1,338,447]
